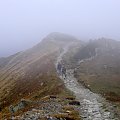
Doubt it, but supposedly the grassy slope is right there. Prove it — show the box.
[75,54,120,102]
[0,34,76,117]
[0,51,72,117]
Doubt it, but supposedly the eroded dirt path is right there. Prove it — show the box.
[56,43,119,120]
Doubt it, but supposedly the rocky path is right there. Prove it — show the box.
[11,96,80,120]
[56,43,119,120]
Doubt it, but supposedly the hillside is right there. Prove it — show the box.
[0,33,78,118]
[64,38,120,102]
[1,34,120,119]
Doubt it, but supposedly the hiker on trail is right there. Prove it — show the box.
[61,66,67,79]
[57,62,62,75]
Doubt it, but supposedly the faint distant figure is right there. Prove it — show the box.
[57,62,62,75]
[61,66,67,79]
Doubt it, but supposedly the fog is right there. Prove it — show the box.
[0,0,120,57]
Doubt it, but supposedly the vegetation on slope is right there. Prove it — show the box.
[63,38,120,103]
[0,33,77,118]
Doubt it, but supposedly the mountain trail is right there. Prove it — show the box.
[56,43,119,120]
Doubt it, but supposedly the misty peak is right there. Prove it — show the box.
[43,32,77,43]
[89,38,120,49]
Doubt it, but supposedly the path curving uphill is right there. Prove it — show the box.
[56,43,119,120]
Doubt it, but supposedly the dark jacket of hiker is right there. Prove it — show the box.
[57,63,62,71]
[62,67,66,75]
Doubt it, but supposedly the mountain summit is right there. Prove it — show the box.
[43,32,78,42]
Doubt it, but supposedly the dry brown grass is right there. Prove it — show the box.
[0,51,71,118]
[52,112,80,120]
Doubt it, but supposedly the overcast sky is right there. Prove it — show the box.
[0,0,120,57]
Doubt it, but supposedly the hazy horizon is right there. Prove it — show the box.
[0,0,120,57]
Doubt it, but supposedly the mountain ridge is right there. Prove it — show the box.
[0,33,79,117]
[0,33,120,119]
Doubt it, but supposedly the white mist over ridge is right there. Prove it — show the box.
[0,0,120,57]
